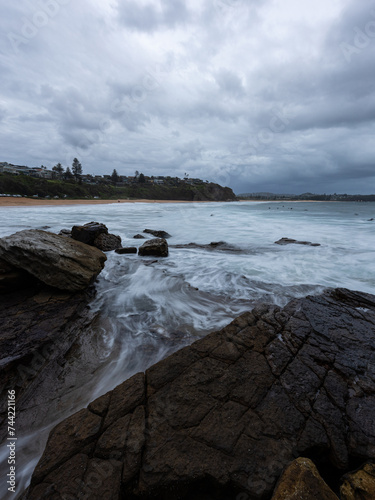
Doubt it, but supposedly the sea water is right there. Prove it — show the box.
[0,200,374,498]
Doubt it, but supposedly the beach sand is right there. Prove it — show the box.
[0,197,202,207]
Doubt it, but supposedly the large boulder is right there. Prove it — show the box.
[0,258,34,294]
[94,233,122,252]
[71,222,108,246]
[24,288,375,499]
[138,238,168,257]
[0,230,106,292]
[72,222,122,251]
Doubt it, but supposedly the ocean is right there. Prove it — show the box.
[0,200,374,498]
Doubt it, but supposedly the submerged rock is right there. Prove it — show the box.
[275,237,321,246]
[133,234,146,239]
[115,247,137,254]
[138,238,168,257]
[24,288,375,500]
[143,229,171,239]
[0,230,106,291]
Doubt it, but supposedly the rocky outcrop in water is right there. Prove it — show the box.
[24,288,375,500]
[138,238,169,257]
[143,229,172,239]
[0,230,106,292]
[275,237,321,246]
[115,247,137,254]
[72,222,122,251]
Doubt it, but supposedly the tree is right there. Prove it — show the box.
[64,166,73,180]
[138,172,145,183]
[134,170,139,179]
[111,169,119,185]
[72,158,82,180]
[52,163,64,179]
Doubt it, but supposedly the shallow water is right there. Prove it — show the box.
[0,200,374,498]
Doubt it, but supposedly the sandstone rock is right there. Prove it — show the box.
[0,230,106,291]
[71,221,108,245]
[138,238,168,257]
[275,237,320,246]
[143,229,171,239]
[24,288,375,499]
[340,463,375,500]
[94,233,122,251]
[115,247,137,254]
[271,457,339,499]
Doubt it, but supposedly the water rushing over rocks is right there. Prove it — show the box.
[0,201,374,498]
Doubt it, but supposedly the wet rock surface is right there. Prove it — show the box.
[340,462,375,500]
[138,238,169,257]
[24,288,375,500]
[275,237,321,246]
[72,221,122,251]
[115,247,138,254]
[143,229,172,239]
[171,240,243,253]
[0,230,106,291]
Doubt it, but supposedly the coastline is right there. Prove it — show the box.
[0,198,211,207]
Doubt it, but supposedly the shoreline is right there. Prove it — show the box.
[0,198,214,207]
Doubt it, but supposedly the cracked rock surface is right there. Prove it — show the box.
[24,288,375,499]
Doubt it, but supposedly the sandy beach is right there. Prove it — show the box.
[0,197,203,207]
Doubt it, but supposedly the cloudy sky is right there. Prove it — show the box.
[1,0,375,194]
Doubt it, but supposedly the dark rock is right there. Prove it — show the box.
[94,233,122,251]
[0,258,36,294]
[138,238,168,257]
[143,229,172,239]
[58,229,72,237]
[340,462,375,499]
[275,237,321,246]
[171,241,242,253]
[271,457,339,499]
[368,218,374,222]
[133,234,146,239]
[25,288,375,500]
[0,230,106,291]
[115,247,137,254]
[71,221,108,246]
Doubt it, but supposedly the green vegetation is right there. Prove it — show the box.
[0,173,236,201]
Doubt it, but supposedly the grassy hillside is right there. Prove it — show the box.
[0,174,237,201]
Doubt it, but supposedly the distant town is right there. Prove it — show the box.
[0,161,206,187]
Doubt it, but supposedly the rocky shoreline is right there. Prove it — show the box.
[1,224,375,499]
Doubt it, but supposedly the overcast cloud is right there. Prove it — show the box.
[1,0,375,194]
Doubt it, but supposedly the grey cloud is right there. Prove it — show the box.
[116,0,190,32]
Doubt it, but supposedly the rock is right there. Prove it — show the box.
[138,238,168,257]
[0,230,106,292]
[115,247,137,254]
[171,241,242,253]
[271,457,339,499]
[58,229,72,237]
[133,234,146,239]
[0,258,35,294]
[71,222,122,251]
[24,288,375,500]
[275,237,321,246]
[340,463,375,499]
[94,233,122,252]
[143,229,171,239]
[71,221,108,246]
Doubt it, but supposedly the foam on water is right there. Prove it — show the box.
[0,200,374,498]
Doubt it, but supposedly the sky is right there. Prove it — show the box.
[1,0,375,194]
